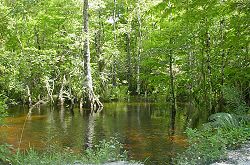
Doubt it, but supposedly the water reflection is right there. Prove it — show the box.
[0,102,209,164]
[85,113,97,149]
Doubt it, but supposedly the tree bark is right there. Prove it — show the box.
[112,0,117,86]
[136,1,142,95]
[168,1,176,130]
[27,85,32,107]
[83,0,103,111]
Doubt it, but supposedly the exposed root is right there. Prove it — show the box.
[88,90,103,112]
[29,100,47,113]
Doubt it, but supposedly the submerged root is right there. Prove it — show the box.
[29,100,47,113]
[88,90,103,113]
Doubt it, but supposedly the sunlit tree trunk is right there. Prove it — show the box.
[83,0,103,111]
[136,1,142,95]
[27,85,32,107]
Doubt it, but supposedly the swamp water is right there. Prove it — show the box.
[0,102,208,164]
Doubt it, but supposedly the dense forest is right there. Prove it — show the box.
[0,0,249,110]
[0,0,250,164]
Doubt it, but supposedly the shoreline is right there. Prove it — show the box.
[211,142,250,165]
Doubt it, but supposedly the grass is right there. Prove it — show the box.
[0,137,128,165]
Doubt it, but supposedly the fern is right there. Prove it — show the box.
[208,113,240,129]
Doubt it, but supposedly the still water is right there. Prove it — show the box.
[0,102,208,164]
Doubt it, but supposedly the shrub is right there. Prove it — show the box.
[176,118,250,165]
[176,86,250,164]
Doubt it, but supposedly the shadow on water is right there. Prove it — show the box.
[0,101,209,164]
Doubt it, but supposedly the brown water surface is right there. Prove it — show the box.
[0,102,208,164]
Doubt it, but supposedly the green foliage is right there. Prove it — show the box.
[12,148,80,165]
[0,94,7,125]
[176,127,227,165]
[3,138,127,165]
[222,86,249,114]
[84,137,127,164]
[0,144,12,164]
[207,113,240,129]
[101,85,129,102]
[177,87,250,164]
[176,123,250,165]
[0,0,249,104]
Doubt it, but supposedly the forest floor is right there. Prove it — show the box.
[211,142,250,165]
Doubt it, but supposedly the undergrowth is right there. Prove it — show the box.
[0,137,128,165]
[176,124,250,165]
[176,86,250,165]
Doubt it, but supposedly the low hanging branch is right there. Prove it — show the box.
[28,100,47,113]
[19,99,47,149]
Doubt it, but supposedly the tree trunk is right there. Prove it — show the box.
[126,32,132,90]
[26,85,32,107]
[83,0,103,111]
[219,19,226,111]
[112,0,117,86]
[168,1,176,113]
[205,31,213,112]
[169,41,176,114]
[136,1,142,95]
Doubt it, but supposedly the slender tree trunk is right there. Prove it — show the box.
[186,0,194,106]
[219,19,226,111]
[83,0,103,111]
[205,31,213,112]
[168,1,176,131]
[169,40,176,114]
[201,47,207,105]
[34,26,41,50]
[126,32,132,91]
[27,85,32,107]
[136,1,142,95]
[112,0,117,86]
[188,49,194,104]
